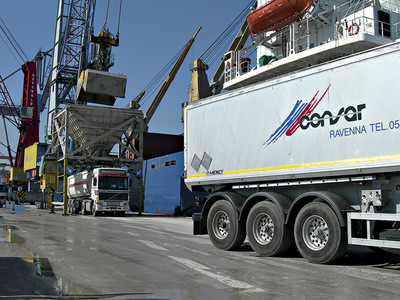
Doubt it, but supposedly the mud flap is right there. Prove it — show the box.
[192,213,207,235]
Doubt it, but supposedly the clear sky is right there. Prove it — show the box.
[0,0,254,164]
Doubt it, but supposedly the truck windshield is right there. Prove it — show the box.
[98,176,128,190]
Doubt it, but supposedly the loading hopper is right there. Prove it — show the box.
[53,104,143,158]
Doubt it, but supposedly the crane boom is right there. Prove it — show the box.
[0,75,20,167]
[0,76,19,128]
[144,27,202,127]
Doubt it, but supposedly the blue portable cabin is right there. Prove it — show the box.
[129,151,206,215]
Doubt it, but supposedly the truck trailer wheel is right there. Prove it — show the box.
[294,202,347,264]
[67,200,71,214]
[92,202,99,217]
[73,200,80,214]
[207,200,246,250]
[247,201,292,256]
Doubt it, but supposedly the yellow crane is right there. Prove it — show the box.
[126,27,202,213]
[143,26,201,127]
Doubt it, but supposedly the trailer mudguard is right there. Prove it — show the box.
[192,191,245,235]
[286,191,354,227]
[239,192,292,222]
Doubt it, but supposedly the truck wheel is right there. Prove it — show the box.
[81,203,86,215]
[73,200,80,214]
[92,202,99,217]
[294,202,347,264]
[247,201,292,256]
[207,200,246,250]
[69,199,74,214]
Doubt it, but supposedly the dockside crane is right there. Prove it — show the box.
[39,0,96,141]
[143,27,202,128]
[124,26,202,157]
[0,62,39,171]
[40,0,125,137]
[1,15,42,203]
[0,62,40,203]
[39,0,140,214]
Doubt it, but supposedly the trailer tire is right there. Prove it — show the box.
[73,200,80,214]
[294,202,347,264]
[207,200,246,250]
[92,202,99,217]
[247,201,292,256]
[69,200,74,214]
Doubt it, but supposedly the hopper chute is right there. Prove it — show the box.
[51,104,143,160]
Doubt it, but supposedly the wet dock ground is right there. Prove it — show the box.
[1,204,400,299]
[0,224,60,299]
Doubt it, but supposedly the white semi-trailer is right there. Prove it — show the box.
[184,0,400,263]
[67,167,129,216]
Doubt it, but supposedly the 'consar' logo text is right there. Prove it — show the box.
[299,104,366,129]
[263,85,366,147]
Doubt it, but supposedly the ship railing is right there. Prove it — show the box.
[289,14,384,57]
[276,6,395,58]
[379,0,400,12]
[334,16,393,39]
[224,49,258,82]
[335,0,400,39]
[224,0,400,83]
[292,15,394,53]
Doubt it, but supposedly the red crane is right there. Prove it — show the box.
[0,61,39,170]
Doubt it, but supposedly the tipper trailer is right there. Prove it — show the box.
[67,167,129,216]
[184,41,400,263]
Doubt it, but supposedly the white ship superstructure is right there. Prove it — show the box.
[224,0,400,90]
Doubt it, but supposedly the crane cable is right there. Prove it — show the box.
[102,0,123,37]
[0,16,29,66]
[137,44,186,107]
[199,0,255,67]
[131,2,254,108]
[117,0,122,37]
[103,0,110,31]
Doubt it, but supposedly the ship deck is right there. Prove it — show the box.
[224,33,392,90]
